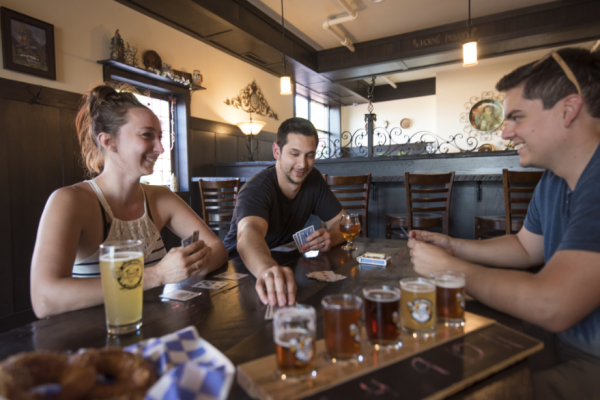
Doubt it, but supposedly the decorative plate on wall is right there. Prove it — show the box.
[143,50,162,70]
[469,99,504,132]
[400,118,412,129]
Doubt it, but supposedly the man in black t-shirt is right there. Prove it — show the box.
[223,118,346,307]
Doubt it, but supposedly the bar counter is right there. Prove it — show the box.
[0,238,536,399]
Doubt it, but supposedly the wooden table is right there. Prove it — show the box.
[0,238,533,399]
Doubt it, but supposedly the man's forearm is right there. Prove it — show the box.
[453,235,540,269]
[237,233,278,277]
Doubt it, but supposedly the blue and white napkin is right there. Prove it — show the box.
[125,326,235,400]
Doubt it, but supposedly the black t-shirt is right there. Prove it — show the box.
[223,166,343,253]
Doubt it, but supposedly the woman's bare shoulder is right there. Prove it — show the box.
[48,182,97,210]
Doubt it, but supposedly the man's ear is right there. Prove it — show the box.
[273,142,281,160]
[97,132,117,152]
[562,94,584,128]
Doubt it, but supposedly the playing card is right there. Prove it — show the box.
[292,233,302,251]
[270,241,298,252]
[213,272,249,280]
[306,271,346,282]
[192,230,199,243]
[296,226,315,247]
[181,230,200,248]
[159,289,201,302]
[264,304,281,320]
[192,280,230,290]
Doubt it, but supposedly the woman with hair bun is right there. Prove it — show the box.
[30,84,228,318]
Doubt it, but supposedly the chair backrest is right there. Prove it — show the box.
[405,171,455,235]
[323,173,371,237]
[198,178,240,232]
[503,169,543,235]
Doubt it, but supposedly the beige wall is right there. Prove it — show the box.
[0,0,292,133]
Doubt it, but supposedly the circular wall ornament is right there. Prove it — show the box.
[469,99,504,132]
[250,93,259,111]
[400,118,412,129]
[143,50,162,70]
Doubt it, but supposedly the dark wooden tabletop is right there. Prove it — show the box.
[0,238,532,400]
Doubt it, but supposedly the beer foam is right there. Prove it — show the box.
[435,275,465,289]
[364,289,400,303]
[99,251,143,262]
[401,280,435,293]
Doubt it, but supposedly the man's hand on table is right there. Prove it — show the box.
[301,228,331,253]
[408,234,462,276]
[255,265,297,306]
[408,230,456,256]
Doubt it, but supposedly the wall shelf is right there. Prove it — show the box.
[97,59,206,92]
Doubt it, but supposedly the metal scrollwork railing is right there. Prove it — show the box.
[316,126,496,159]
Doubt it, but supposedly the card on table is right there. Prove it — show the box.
[160,289,201,302]
[270,241,298,252]
[192,280,230,290]
[213,272,249,280]
[306,271,346,282]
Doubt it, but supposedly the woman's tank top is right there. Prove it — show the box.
[72,180,167,278]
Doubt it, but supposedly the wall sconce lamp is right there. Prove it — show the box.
[462,0,478,67]
[280,0,292,95]
[237,114,266,161]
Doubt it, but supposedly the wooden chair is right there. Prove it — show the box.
[198,178,240,233]
[323,173,371,237]
[475,169,543,239]
[385,171,455,239]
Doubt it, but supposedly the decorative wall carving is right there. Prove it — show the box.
[224,80,278,120]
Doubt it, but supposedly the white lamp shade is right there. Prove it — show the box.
[463,41,478,67]
[280,76,292,95]
[236,120,266,135]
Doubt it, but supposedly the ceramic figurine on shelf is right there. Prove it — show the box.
[124,41,139,67]
[193,70,203,86]
[110,30,125,62]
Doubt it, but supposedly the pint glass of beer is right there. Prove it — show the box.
[433,271,466,326]
[322,294,363,360]
[273,304,316,377]
[99,240,144,335]
[400,277,436,335]
[363,286,401,346]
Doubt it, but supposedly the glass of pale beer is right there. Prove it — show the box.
[340,213,361,251]
[363,286,402,346]
[99,240,144,335]
[432,271,466,326]
[273,304,316,378]
[322,294,363,360]
[400,277,436,335]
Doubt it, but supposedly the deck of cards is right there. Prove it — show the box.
[356,252,392,266]
[306,271,346,282]
[293,226,314,251]
[181,230,199,247]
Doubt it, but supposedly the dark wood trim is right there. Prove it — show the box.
[0,77,81,110]
[341,78,436,103]
[0,309,38,334]
[191,117,277,142]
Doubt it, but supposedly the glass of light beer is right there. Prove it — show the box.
[340,213,361,251]
[273,304,317,378]
[322,294,363,360]
[433,271,466,326]
[363,286,402,346]
[400,277,436,335]
[99,240,144,335]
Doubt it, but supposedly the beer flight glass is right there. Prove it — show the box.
[322,294,363,360]
[340,213,361,251]
[432,271,466,326]
[273,304,317,378]
[363,286,402,346]
[99,240,144,335]
[400,277,437,335]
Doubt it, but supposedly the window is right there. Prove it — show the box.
[134,93,174,186]
[295,95,331,159]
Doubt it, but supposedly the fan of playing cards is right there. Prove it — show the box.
[293,226,314,251]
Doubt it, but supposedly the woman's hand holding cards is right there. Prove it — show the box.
[153,240,212,285]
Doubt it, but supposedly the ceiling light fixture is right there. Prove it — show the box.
[280,0,292,95]
[462,0,478,67]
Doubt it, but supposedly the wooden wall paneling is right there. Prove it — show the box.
[60,108,85,186]
[215,165,270,179]
[376,182,407,239]
[0,99,14,317]
[216,134,240,163]
[258,139,274,161]
[189,129,216,214]
[7,100,63,312]
[238,136,248,163]
[413,156,528,175]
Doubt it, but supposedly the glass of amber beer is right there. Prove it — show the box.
[400,277,436,335]
[432,271,466,326]
[273,304,316,378]
[340,213,361,251]
[363,286,401,346]
[322,294,363,360]
[99,240,144,335]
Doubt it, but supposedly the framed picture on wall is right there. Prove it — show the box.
[1,7,56,80]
